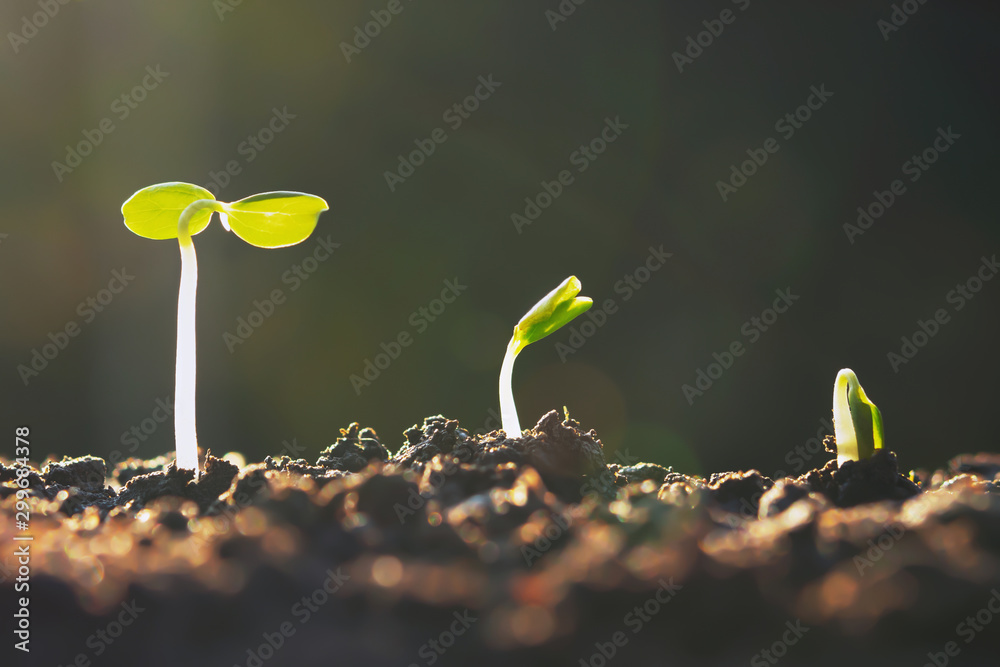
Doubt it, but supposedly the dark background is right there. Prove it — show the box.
[1,1,997,478]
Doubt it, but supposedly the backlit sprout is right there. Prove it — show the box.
[499,276,592,436]
[122,182,328,475]
[832,368,884,464]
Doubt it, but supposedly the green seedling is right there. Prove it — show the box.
[499,276,592,436]
[121,182,328,475]
[832,368,884,464]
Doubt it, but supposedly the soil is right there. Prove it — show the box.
[2,411,999,667]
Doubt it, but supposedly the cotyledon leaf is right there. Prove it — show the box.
[121,182,217,240]
[220,191,329,248]
[513,275,593,348]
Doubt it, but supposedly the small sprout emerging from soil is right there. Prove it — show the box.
[833,368,884,464]
[121,182,328,475]
[499,276,592,436]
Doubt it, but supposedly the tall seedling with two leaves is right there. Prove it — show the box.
[121,182,328,476]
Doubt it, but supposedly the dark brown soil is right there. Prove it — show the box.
[2,411,999,667]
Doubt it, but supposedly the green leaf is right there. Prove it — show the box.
[220,191,329,248]
[849,376,884,458]
[514,275,593,347]
[122,182,217,240]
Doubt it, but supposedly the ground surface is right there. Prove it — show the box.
[2,412,999,666]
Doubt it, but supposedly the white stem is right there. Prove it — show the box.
[833,369,857,465]
[499,336,524,436]
[174,200,218,476]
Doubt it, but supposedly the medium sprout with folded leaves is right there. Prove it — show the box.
[499,276,593,436]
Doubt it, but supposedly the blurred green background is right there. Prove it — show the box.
[2,1,998,477]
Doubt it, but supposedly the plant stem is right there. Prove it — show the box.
[499,336,525,436]
[175,199,221,475]
[833,370,857,465]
